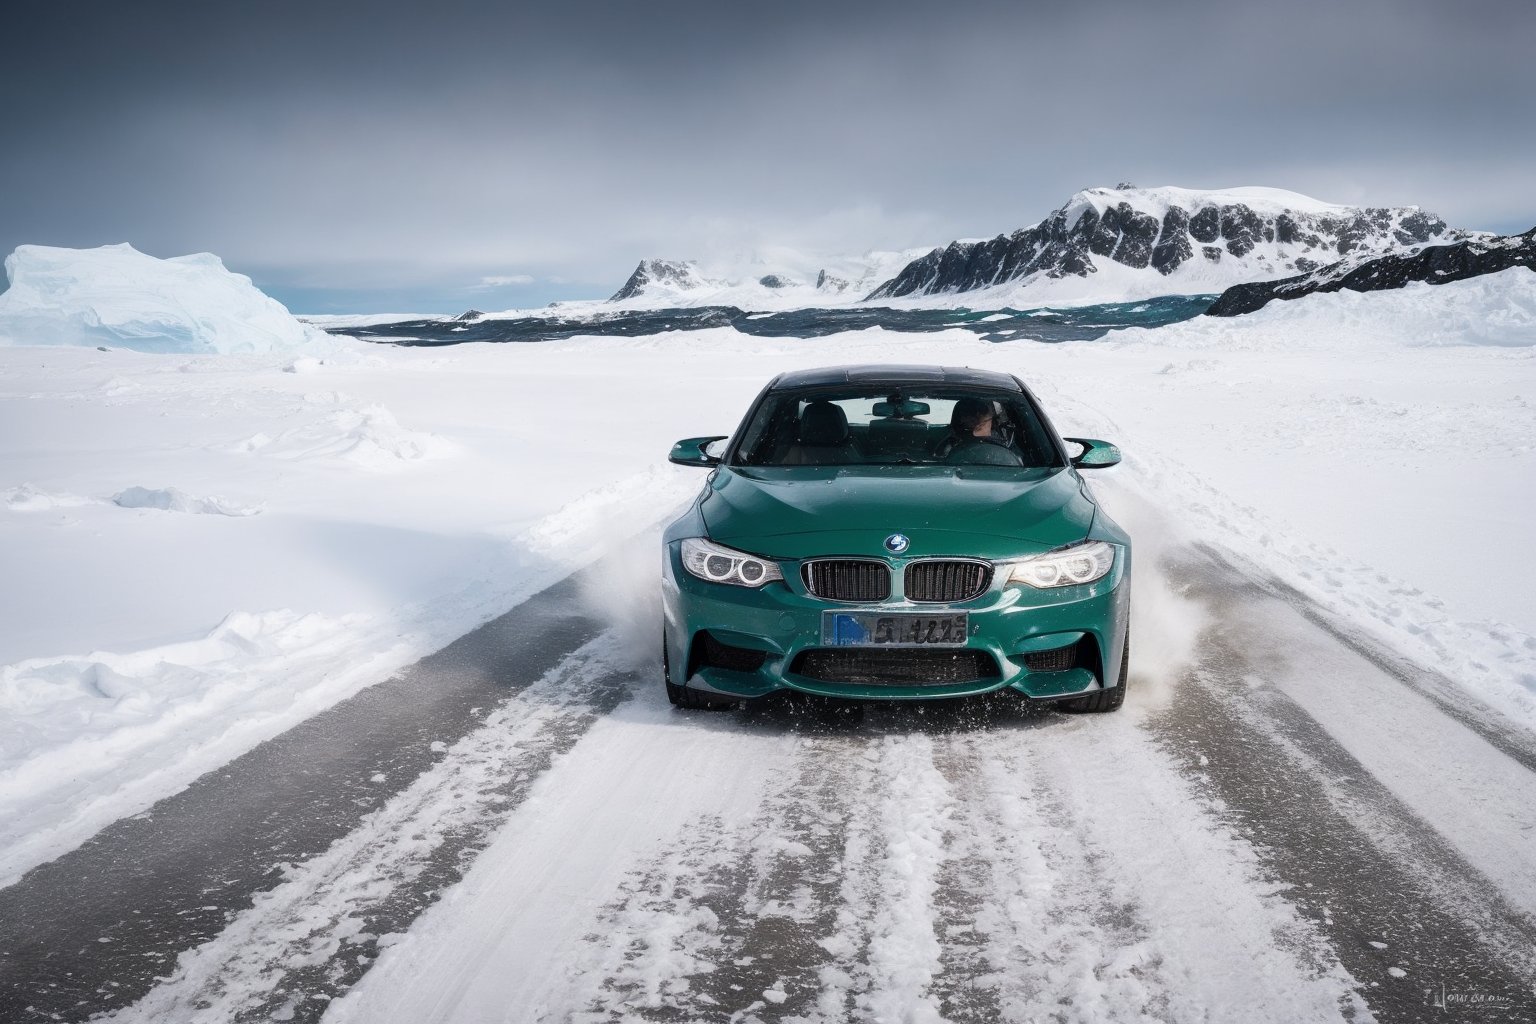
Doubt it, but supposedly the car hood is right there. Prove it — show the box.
[701,465,1095,561]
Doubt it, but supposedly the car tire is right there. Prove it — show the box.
[663,631,739,711]
[1059,632,1129,714]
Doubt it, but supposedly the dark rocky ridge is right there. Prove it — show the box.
[610,259,699,301]
[816,269,850,292]
[868,188,1456,300]
[1207,227,1536,316]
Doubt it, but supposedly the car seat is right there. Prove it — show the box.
[865,415,929,461]
[780,401,861,465]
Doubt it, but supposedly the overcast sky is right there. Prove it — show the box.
[2,0,1532,312]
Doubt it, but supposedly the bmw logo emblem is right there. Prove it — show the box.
[884,533,911,554]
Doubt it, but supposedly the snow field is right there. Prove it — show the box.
[0,339,701,883]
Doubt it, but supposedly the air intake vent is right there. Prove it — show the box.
[791,648,999,686]
[904,560,992,602]
[803,560,891,602]
[697,633,768,673]
[1023,644,1078,673]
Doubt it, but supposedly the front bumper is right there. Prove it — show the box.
[662,542,1130,702]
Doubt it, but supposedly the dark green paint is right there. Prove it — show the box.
[700,465,1094,560]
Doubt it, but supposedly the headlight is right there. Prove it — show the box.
[681,537,784,588]
[1003,541,1115,589]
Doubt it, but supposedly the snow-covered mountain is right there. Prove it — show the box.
[604,248,928,309]
[1208,226,1536,316]
[868,185,1473,306]
[610,259,710,300]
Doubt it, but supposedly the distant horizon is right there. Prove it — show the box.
[3,199,1530,317]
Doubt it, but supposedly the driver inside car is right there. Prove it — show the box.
[935,398,1022,464]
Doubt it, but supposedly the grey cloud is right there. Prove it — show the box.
[2,0,1533,311]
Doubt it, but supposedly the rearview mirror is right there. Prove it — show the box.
[1063,437,1121,469]
[872,399,931,418]
[670,435,728,468]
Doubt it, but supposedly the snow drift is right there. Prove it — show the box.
[0,243,324,354]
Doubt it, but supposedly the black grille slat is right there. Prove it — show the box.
[904,560,992,602]
[791,649,999,686]
[804,560,890,602]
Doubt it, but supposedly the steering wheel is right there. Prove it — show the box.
[944,438,1024,466]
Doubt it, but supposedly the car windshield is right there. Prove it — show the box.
[729,387,1064,468]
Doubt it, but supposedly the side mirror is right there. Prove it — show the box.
[669,435,728,468]
[1063,437,1121,469]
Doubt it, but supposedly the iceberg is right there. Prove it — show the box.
[0,243,324,354]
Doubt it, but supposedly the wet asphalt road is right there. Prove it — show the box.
[1156,555,1536,1023]
[0,571,606,1022]
[2,551,1535,1022]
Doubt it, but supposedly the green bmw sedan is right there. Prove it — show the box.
[661,364,1131,712]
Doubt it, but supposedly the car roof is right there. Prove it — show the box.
[768,364,1023,392]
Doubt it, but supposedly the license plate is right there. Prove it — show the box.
[822,612,969,647]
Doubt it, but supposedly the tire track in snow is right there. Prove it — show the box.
[839,733,952,1024]
[686,733,874,1022]
[927,735,1005,1023]
[1196,543,1536,777]
[1020,716,1371,1023]
[1151,554,1536,1021]
[569,714,968,1023]
[1155,671,1536,1020]
[568,728,880,1022]
[105,639,633,1024]
[929,731,1166,1022]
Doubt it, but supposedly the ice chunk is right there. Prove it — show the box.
[0,243,325,354]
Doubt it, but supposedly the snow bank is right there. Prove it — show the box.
[0,608,389,884]
[1105,268,1536,350]
[112,486,261,516]
[4,484,92,511]
[0,243,324,354]
[223,400,457,470]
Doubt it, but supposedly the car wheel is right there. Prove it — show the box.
[663,631,739,711]
[1059,633,1129,714]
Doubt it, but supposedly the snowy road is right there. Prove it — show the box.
[3,546,1535,1023]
